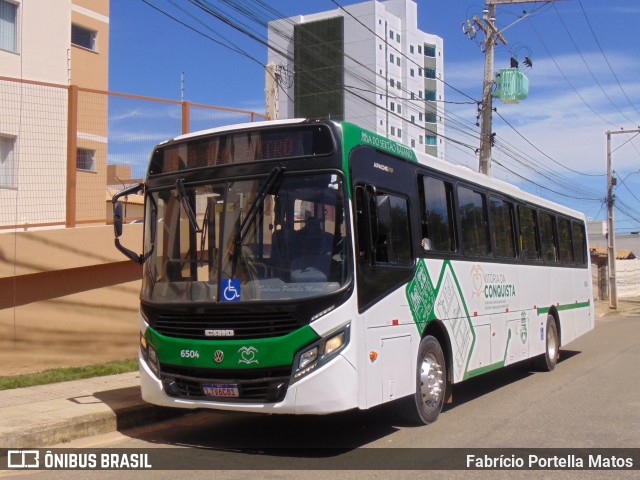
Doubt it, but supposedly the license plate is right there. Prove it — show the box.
[202,383,239,398]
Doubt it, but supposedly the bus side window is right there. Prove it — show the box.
[373,193,411,265]
[419,175,457,252]
[538,212,558,263]
[458,186,490,256]
[489,196,516,258]
[518,206,540,260]
[572,221,587,266]
[558,217,574,264]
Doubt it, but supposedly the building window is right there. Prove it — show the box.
[397,129,402,139]
[419,112,423,121]
[390,102,395,112]
[426,112,437,123]
[72,23,97,51]
[425,68,436,79]
[0,0,18,53]
[390,78,395,87]
[411,92,415,100]
[425,90,436,101]
[411,115,415,124]
[425,44,436,57]
[410,68,415,77]
[418,45,422,54]
[390,126,396,136]
[389,30,394,40]
[397,104,402,114]
[0,135,16,188]
[396,33,400,42]
[410,45,414,54]
[426,135,437,146]
[419,90,423,99]
[419,68,423,77]
[77,148,96,171]
[411,139,416,148]
[397,81,401,90]
[419,135,424,144]
[396,57,400,66]
[389,53,394,63]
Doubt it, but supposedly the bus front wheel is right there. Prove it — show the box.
[403,335,446,425]
[534,314,559,372]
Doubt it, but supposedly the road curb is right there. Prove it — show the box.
[0,403,184,449]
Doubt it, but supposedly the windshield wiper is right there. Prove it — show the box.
[176,178,202,234]
[231,166,284,275]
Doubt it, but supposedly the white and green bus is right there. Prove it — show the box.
[113,119,594,424]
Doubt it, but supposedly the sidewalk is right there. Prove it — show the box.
[0,371,181,448]
[1,299,638,449]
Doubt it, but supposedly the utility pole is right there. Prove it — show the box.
[265,61,279,120]
[605,127,640,309]
[476,3,504,175]
[469,0,562,175]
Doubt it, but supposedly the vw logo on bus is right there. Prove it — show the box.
[213,350,224,364]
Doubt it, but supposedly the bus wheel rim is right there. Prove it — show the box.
[420,353,443,410]
[548,322,558,359]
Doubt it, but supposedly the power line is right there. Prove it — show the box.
[577,0,640,120]
[553,4,638,126]
[495,110,606,177]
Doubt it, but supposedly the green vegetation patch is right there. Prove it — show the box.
[0,358,138,391]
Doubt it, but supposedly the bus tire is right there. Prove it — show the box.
[402,335,446,425]
[534,314,559,372]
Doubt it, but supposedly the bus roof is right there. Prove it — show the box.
[164,118,310,145]
[159,118,585,222]
[339,121,586,222]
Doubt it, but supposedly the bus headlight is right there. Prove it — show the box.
[299,347,318,369]
[324,331,345,355]
[140,331,160,378]
[292,324,350,383]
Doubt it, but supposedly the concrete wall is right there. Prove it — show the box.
[0,225,143,375]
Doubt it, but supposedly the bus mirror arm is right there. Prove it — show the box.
[112,183,145,264]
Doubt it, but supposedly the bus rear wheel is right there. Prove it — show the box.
[534,314,559,372]
[402,335,446,425]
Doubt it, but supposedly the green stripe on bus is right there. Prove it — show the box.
[146,325,319,370]
[464,329,511,380]
[537,300,591,316]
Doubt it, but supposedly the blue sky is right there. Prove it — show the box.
[109,0,640,232]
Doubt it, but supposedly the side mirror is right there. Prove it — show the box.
[113,202,124,238]
[112,183,144,264]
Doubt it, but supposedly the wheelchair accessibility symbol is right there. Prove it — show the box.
[222,278,241,302]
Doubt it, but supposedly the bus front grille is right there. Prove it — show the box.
[153,312,300,340]
[159,364,291,403]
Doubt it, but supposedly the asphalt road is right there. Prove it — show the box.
[4,313,639,479]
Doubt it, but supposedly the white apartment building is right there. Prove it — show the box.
[267,0,445,159]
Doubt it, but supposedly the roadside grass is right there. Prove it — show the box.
[0,358,138,391]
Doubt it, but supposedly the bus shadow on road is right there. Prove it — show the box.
[441,348,582,414]
[117,349,583,454]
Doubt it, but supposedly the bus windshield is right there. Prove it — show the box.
[141,171,350,303]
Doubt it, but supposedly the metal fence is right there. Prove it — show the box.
[0,76,266,229]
